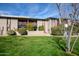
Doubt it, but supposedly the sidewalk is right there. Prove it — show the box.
[27,31,51,36]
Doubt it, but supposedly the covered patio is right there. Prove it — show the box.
[18,18,37,31]
[17,18,51,36]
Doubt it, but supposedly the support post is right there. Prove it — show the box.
[64,24,70,53]
[37,21,39,31]
[49,19,51,34]
[66,31,70,53]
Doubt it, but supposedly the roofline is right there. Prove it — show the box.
[0,15,45,20]
[0,15,74,21]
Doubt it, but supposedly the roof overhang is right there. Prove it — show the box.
[0,15,45,20]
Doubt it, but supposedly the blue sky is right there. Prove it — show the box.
[0,3,59,19]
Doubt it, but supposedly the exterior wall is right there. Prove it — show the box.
[0,18,18,35]
[44,21,49,33]
[47,19,51,34]
[37,20,52,34]
[0,17,72,35]
[51,20,58,27]
[11,19,18,30]
[37,20,49,33]
[37,20,44,27]
[67,20,71,26]
[37,20,44,31]
[63,19,71,26]
[0,18,7,35]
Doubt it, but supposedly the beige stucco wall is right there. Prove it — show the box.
[0,18,18,35]
[0,18,7,35]
[51,20,58,27]
[11,19,18,30]
[37,20,52,34]
[48,19,52,34]
[44,21,49,33]
[37,20,44,27]
[37,20,44,31]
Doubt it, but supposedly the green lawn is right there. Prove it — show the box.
[0,36,79,56]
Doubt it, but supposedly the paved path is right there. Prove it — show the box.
[27,31,51,36]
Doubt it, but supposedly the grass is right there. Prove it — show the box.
[0,36,79,56]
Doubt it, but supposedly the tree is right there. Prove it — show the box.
[55,3,79,53]
[68,4,79,52]
[56,3,62,24]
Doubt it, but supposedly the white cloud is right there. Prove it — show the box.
[37,4,50,15]
[27,4,39,16]
[34,4,58,18]
[34,10,58,19]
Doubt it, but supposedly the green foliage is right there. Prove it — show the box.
[66,23,79,35]
[26,23,37,31]
[17,28,27,35]
[33,25,37,31]
[39,25,44,31]
[73,23,79,35]
[26,23,34,31]
[7,30,16,35]
[51,25,64,35]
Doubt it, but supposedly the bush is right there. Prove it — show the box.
[7,30,16,35]
[39,26,44,31]
[26,23,34,31]
[26,23,37,31]
[64,23,79,35]
[51,23,79,35]
[51,25,64,35]
[33,25,37,31]
[70,23,79,35]
[17,28,27,35]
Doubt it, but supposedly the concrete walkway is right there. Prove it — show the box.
[27,31,51,36]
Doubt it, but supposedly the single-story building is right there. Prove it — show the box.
[0,15,71,36]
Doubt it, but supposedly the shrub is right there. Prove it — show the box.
[33,25,37,31]
[26,23,34,31]
[17,28,27,35]
[71,23,79,35]
[7,30,16,35]
[26,23,37,31]
[51,25,64,35]
[39,25,44,31]
[51,23,79,35]
[64,23,79,35]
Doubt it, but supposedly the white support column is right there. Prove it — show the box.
[27,19,29,31]
[44,21,48,33]
[49,19,51,34]
[37,21,39,31]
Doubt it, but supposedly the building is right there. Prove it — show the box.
[0,15,71,36]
